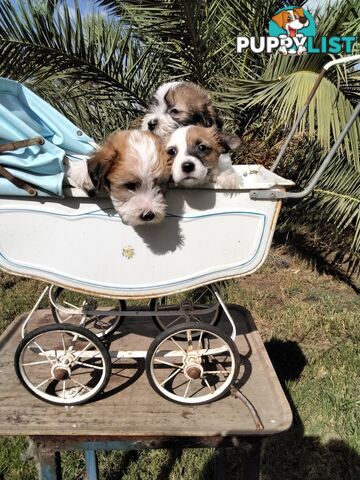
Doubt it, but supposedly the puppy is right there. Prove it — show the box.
[63,156,96,193]
[166,126,241,188]
[141,81,222,138]
[86,130,171,226]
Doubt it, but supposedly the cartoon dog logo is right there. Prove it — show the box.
[270,7,315,55]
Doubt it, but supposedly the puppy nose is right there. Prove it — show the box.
[299,16,307,24]
[140,211,155,222]
[182,161,195,173]
[147,119,158,131]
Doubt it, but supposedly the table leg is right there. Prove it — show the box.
[241,440,262,480]
[36,449,62,480]
[85,450,99,480]
[214,448,226,479]
[29,439,62,480]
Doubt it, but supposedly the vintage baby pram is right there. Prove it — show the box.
[1,56,359,407]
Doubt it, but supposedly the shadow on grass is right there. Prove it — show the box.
[156,449,183,480]
[104,450,139,480]
[260,338,360,480]
[198,338,360,480]
[102,448,183,480]
[273,233,360,294]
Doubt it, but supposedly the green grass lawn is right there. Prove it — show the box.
[0,247,359,479]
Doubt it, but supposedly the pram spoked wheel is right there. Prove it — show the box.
[50,285,126,338]
[15,324,111,405]
[146,322,240,405]
[149,286,222,337]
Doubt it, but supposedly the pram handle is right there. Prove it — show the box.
[250,55,360,201]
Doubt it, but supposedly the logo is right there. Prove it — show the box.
[237,7,356,55]
[269,7,315,55]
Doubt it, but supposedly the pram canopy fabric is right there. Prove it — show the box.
[0,77,96,196]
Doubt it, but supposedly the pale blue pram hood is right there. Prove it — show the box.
[0,77,96,196]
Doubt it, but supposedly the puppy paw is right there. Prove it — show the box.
[64,158,95,195]
[215,170,242,189]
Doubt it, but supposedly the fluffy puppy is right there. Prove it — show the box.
[87,130,171,226]
[166,126,241,188]
[141,81,222,138]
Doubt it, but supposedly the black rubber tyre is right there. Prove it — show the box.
[146,322,240,406]
[50,285,126,338]
[15,323,112,405]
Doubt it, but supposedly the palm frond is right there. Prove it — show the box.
[0,0,165,110]
[97,0,256,85]
[220,70,360,169]
[31,78,136,141]
[278,141,360,275]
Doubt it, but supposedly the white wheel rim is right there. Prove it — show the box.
[150,328,237,404]
[18,329,108,404]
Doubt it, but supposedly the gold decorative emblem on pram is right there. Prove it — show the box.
[122,246,135,259]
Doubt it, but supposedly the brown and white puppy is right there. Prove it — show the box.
[166,126,241,188]
[87,130,171,226]
[141,81,222,138]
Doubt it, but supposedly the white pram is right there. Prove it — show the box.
[1,56,359,406]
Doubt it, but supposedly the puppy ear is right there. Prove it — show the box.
[213,107,223,130]
[164,88,174,107]
[87,143,117,194]
[194,105,215,128]
[218,133,242,153]
[193,105,223,129]
[271,10,287,29]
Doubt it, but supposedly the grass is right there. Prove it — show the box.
[0,247,359,479]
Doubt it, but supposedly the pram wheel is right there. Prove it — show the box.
[50,285,126,338]
[150,286,222,338]
[15,324,111,405]
[146,322,240,405]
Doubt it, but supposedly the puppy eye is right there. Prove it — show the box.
[287,16,291,20]
[198,144,209,152]
[124,182,138,191]
[170,108,179,114]
[167,147,177,156]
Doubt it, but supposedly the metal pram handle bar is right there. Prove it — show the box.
[250,54,360,200]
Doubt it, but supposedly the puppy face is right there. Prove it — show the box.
[167,126,240,187]
[272,8,309,34]
[87,130,171,226]
[141,81,222,138]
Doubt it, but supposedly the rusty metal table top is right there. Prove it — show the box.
[0,306,292,438]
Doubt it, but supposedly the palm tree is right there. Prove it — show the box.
[0,0,359,276]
